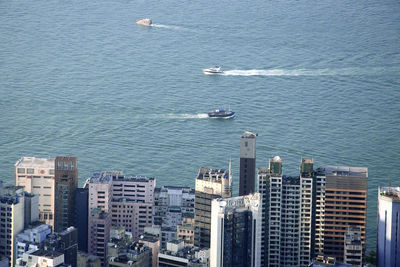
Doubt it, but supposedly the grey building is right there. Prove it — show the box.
[239,131,257,196]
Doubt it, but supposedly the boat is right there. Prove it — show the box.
[208,109,235,119]
[136,18,152,26]
[202,66,223,75]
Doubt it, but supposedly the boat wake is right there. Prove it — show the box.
[145,113,209,119]
[151,24,182,30]
[220,67,398,76]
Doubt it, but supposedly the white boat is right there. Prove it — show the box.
[136,18,152,26]
[202,66,223,75]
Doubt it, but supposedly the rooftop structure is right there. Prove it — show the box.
[15,157,55,168]
[158,240,209,267]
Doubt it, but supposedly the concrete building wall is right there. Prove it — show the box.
[15,157,55,229]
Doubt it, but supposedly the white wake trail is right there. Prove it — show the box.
[151,24,182,30]
[219,67,399,76]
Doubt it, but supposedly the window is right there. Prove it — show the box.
[49,169,54,175]
[17,168,25,174]
[27,168,34,174]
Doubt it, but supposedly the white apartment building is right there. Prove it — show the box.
[15,157,56,228]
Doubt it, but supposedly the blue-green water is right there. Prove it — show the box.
[1,0,399,251]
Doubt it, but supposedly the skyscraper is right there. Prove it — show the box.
[54,156,78,232]
[239,131,257,196]
[314,166,368,262]
[209,193,262,267]
[15,157,56,229]
[194,167,231,248]
[377,186,400,267]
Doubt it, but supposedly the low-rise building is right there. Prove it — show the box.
[78,251,101,267]
[177,213,194,247]
[16,222,52,259]
[158,240,209,267]
[107,227,152,267]
[15,248,67,267]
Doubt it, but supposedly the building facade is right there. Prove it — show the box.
[239,131,257,196]
[314,166,368,262]
[210,193,262,267]
[377,186,400,267]
[194,167,232,248]
[15,157,56,228]
[54,156,78,232]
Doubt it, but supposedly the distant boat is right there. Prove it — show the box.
[208,109,235,119]
[136,18,152,26]
[203,66,224,75]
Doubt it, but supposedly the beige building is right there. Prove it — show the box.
[177,214,194,247]
[15,157,56,228]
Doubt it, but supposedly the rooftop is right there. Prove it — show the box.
[30,249,63,258]
[15,157,55,168]
[196,167,229,182]
[379,186,400,200]
[89,171,124,184]
[315,166,367,177]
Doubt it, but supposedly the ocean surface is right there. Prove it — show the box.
[1,0,399,251]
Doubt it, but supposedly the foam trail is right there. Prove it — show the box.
[220,67,399,76]
[146,113,209,119]
[151,24,182,30]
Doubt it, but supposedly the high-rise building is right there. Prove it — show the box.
[15,157,56,228]
[54,157,78,232]
[256,167,269,266]
[75,187,89,252]
[239,131,257,196]
[264,156,302,266]
[0,185,38,266]
[314,166,367,262]
[194,167,231,248]
[377,186,400,267]
[343,226,362,267]
[258,157,318,267]
[209,193,262,267]
[299,158,316,266]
